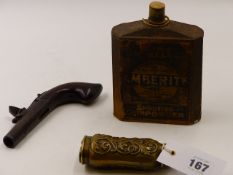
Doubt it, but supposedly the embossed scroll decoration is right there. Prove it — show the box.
[91,134,160,156]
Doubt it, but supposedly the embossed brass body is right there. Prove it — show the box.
[112,1,204,124]
[79,134,163,170]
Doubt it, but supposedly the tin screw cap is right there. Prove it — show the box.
[144,1,169,26]
[149,1,165,23]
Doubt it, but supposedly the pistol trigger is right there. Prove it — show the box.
[9,106,27,123]
[12,117,22,123]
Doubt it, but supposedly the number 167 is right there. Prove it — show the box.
[190,159,210,172]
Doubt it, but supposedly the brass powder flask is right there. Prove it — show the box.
[79,134,173,170]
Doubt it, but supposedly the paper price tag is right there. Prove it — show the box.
[157,142,226,175]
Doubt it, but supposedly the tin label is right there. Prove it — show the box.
[121,40,191,120]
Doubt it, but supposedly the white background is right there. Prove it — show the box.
[0,0,232,175]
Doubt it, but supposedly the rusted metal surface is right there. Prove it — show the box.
[112,2,204,124]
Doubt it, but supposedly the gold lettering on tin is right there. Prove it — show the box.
[131,74,186,87]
